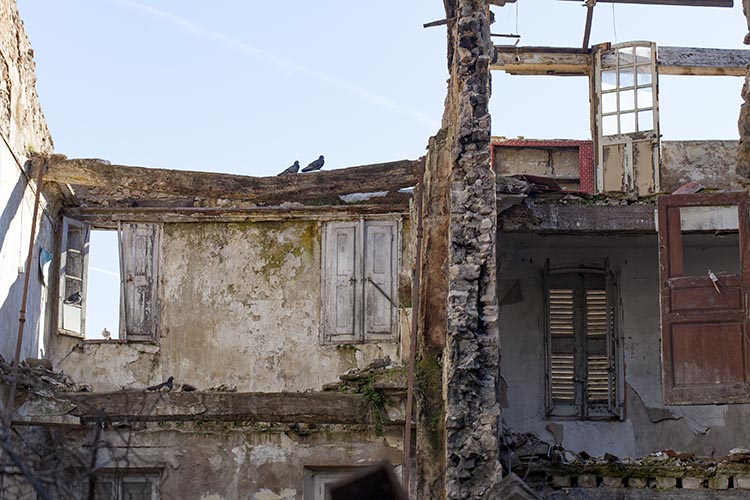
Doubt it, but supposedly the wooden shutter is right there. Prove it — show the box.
[59,217,89,336]
[323,222,360,342]
[119,223,160,341]
[363,221,397,340]
[658,193,750,404]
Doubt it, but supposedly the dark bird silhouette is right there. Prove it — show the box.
[302,155,325,173]
[146,376,174,392]
[277,160,300,176]
[63,291,82,305]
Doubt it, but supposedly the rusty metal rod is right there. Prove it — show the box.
[402,156,425,490]
[4,159,46,425]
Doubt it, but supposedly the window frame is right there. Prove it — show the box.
[56,218,161,343]
[79,471,160,500]
[321,218,400,344]
[543,262,623,420]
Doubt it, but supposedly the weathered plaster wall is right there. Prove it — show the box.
[76,423,403,500]
[498,233,750,458]
[54,220,408,392]
[0,0,54,361]
[661,140,740,192]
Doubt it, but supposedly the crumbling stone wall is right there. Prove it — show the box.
[739,1,750,179]
[417,1,501,498]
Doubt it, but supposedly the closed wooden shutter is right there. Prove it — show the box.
[119,223,160,341]
[363,221,397,340]
[323,222,360,342]
[59,217,89,336]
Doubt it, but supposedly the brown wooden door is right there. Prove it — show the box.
[658,192,750,404]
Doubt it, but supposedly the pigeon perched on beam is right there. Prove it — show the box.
[277,160,300,176]
[302,155,325,172]
[146,376,174,391]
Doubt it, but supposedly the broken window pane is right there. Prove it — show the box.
[637,110,654,132]
[603,115,618,136]
[602,92,617,114]
[617,46,635,65]
[618,66,635,88]
[634,45,652,64]
[87,230,121,340]
[620,112,635,134]
[636,64,652,86]
[601,69,617,91]
[620,90,635,112]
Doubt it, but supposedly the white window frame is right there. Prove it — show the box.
[321,219,399,344]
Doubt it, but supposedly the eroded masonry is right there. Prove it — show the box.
[3,0,750,499]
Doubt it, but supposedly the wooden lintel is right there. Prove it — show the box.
[559,0,732,5]
[62,391,403,424]
[492,46,592,76]
[62,205,409,227]
[38,154,421,206]
[499,200,656,233]
[658,46,750,76]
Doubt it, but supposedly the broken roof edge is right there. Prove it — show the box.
[32,154,422,209]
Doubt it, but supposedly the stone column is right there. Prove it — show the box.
[416,1,501,499]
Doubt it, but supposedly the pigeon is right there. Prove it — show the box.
[302,155,325,173]
[101,328,111,340]
[63,291,82,305]
[277,160,300,176]
[146,376,174,392]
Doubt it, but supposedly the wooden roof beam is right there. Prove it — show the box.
[559,0,732,6]
[33,154,421,206]
[493,45,750,77]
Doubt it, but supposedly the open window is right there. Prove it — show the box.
[658,192,750,405]
[58,218,160,342]
[322,219,399,343]
[544,262,622,419]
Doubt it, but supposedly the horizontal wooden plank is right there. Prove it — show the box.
[658,46,750,76]
[61,391,403,424]
[34,154,421,207]
[493,46,591,76]
[62,205,409,227]
[499,200,656,233]
[559,0,733,6]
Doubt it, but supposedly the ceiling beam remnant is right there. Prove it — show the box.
[33,154,421,206]
[493,46,750,76]
[560,0,732,6]
[582,1,596,50]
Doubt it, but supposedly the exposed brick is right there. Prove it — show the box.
[628,477,648,488]
[551,476,570,488]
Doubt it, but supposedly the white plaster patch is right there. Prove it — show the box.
[248,444,288,464]
[231,444,247,465]
[252,488,296,500]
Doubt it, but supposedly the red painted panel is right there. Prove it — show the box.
[671,323,745,386]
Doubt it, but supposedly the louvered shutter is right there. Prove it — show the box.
[59,217,89,336]
[119,223,160,341]
[323,222,360,342]
[363,221,397,340]
[583,273,617,417]
[547,273,579,417]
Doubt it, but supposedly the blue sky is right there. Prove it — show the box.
[16,0,748,337]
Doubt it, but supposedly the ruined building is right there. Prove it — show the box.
[3,0,750,499]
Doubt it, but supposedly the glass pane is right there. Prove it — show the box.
[635,45,652,64]
[602,92,617,113]
[637,110,654,132]
[603,115,618,136]
[68,227,83,251]
[601,51,617,69]
[620,90,635,112]
[601,69,617,91]
[621,112,635,134]
[636,87,653,109]
[618,66,634,88]
[66,251,83,278]
[94,480,115,500]
[636,64,652,86]
[122,480,152,500]
[618,46,635,65]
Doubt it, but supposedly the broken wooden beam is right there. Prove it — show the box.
[35,154,421,206]
[498,200,656,233]
[62,391,404,424]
